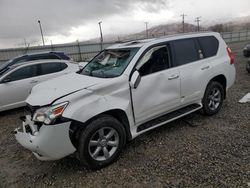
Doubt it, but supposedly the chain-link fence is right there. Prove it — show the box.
[0,30,249,64]
[0,41,115,64]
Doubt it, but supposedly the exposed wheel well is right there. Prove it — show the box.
[100,109,132,141]
[70,109,132,148]
[209,75,227,99]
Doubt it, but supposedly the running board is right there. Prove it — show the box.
[137,104,202,132]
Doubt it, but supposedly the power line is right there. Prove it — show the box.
[195,17,201,32]
[180,14,187,33]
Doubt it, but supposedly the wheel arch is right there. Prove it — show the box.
[70,109,132,148]
[208,74,227,99]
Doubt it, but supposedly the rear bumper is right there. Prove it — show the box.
[14,115,76,161]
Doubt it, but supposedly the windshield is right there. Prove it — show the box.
[80,48,139,78]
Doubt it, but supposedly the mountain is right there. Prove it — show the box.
[87,15,250,43]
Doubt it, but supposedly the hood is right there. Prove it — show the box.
[26,73,106,106]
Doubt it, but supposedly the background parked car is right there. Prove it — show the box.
[0,59,79,112]
[246,58,250,73]
[242,44,250,73]
[0,51,72,76]
[243,44,250,58]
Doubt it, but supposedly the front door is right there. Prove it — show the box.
[131,45,181,124]
[0,64,39,110]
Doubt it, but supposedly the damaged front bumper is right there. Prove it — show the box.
[14,115,76,161]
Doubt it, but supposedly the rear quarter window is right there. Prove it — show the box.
[39,62,67,75]
[198,36,219,58]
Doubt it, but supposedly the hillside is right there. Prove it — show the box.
[88,15,250,43]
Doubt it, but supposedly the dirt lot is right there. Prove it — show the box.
[0,41,249,188]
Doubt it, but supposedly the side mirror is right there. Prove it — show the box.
[2,76,11,83]
[130,70,141,89]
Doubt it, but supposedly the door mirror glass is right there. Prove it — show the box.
[130,70,141,89]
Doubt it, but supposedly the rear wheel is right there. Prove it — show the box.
[201,81,224,115]
[78,115,126,169]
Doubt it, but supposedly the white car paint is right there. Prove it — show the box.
[15,32,236,162]
[26,73,108,106]
[0,60,79,112]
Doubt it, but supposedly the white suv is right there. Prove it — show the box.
[15,32,236,169]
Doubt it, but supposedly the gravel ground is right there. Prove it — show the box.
[0,41,249,188]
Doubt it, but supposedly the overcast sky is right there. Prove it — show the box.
[0,0,249,48]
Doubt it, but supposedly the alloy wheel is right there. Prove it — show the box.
[88,127,119,161]
[208,87,222,111]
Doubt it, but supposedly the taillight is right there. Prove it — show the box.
[226,47,235,65]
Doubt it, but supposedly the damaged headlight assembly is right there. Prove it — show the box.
[32,102,69,125]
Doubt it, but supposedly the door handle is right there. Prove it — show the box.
[201,66,210,70]
[168,75,179,80]
[30,80,38,84]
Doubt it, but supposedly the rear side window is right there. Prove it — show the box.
[39,62,67,75]
[198,36,219,58]
[8,65,38,82]
[172,39,199,66]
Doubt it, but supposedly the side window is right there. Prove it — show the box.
[198,36,219,58]
[60,63,68,70]
[137,45,170,76]
[172,39,199,66]
[39,63,64,75]
[8,65,38,82]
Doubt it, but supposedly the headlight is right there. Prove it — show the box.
[33,102,68,125]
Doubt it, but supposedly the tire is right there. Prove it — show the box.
[78,115,126,170]
[246,60,250,73]
[201,81,224,116]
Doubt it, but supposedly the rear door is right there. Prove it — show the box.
[170,37,216,104]
[37,62,69,82]
[131,44,181,124]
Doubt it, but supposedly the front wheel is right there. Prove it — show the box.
[78,115,126,169]
[201,81,224,116]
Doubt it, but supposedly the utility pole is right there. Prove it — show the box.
[24,38,27,47]
[145,22,149,38]
[37,20,45,46]
[98,21,103,51]
[50,40,54,51]
[180,14,187,33]
[195,17,201,32]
